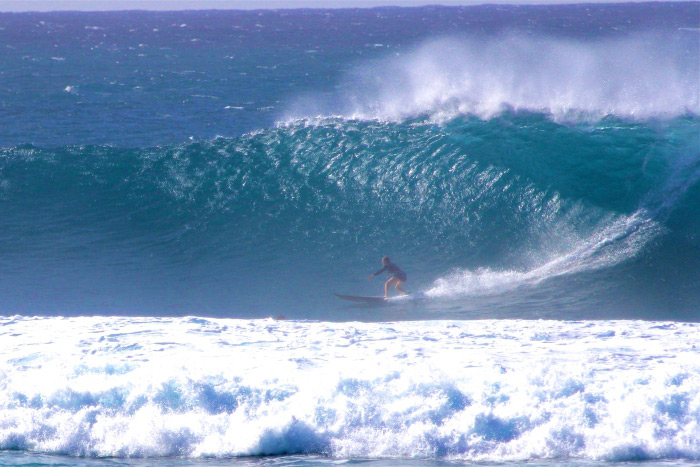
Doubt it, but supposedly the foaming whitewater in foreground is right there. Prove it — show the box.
[1,316,699,461]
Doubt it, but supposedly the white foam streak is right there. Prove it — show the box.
[425,209,659,298]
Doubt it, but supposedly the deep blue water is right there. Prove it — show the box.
[0,3,699,466]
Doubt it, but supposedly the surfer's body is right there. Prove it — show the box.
[367,256,408,298]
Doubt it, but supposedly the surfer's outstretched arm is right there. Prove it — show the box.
[367,266,387,280]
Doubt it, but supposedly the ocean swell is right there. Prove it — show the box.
[0,113,697,315]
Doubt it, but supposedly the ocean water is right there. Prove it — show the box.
[0,3,699,466]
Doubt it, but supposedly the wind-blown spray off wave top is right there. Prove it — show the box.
[288,34,699,122]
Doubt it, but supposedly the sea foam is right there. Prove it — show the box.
[1,316,699,461]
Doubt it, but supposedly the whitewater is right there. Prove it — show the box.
[2,316,699,462]
[0,3,699,466]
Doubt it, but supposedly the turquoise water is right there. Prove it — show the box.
[1,115,698,319]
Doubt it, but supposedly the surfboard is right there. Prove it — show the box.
[334,294,387,303]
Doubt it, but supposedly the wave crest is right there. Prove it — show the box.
[286,34,699,123]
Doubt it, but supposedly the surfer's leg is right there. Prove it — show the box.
[395,280,408,295]
[384,277,398,298]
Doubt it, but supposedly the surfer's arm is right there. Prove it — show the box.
[367,266,387,279]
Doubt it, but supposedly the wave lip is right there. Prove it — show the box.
[286,34,700,123]
[1,317,700,461]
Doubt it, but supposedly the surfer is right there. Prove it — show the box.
[367,256,408,298]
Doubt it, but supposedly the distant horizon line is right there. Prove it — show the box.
[2,0,698,13]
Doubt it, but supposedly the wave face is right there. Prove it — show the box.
[1,113,698,319]
[1,316,699,461]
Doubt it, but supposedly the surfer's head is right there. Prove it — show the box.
[382,256,390,265]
